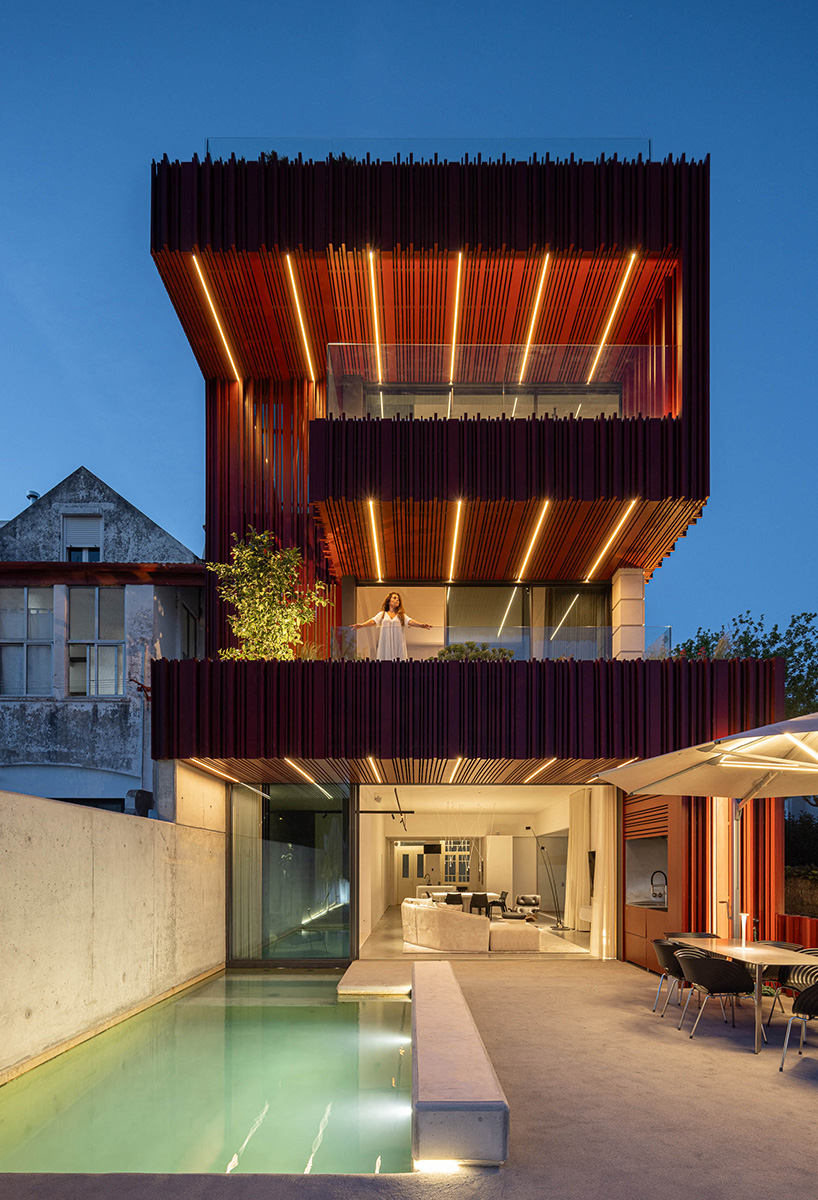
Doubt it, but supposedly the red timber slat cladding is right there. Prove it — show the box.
[205,377,337,655]
[624,798,670,837]
[315,496,703,583]
[777,914,818,949]
[151,153,707,487]
[153,655,784,769]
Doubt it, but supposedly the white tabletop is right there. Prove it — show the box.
[673,937,818,968]
[414,888,500,901]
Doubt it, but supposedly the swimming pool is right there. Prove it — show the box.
[0,973,412,1174]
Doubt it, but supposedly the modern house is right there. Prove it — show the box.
[148,149,785,969]
[0,467,204,811]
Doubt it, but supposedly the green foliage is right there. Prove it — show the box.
[206,530,329,661]
[785,812,818,868]
[436,641,515,662]
[674,611,818,719]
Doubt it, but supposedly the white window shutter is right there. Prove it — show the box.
[64,516,102,549]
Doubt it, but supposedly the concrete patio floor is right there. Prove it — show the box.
[3,958,817,1200]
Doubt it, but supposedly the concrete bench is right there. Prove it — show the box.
[412,961,509,1165]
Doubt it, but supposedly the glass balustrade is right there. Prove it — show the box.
[326,344,678,421]
[320,625,672,662]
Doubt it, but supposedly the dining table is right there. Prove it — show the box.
[669,936,818,1053]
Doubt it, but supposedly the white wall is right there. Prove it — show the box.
[1,789,226,1083]
[533,797,570,836]
[513,836,538,898]
[359,812,389,945]
[483,835,514,896]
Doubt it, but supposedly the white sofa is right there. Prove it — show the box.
[401,898,490,951]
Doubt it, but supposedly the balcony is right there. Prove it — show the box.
[327,625,672,662]
[326,343,677,422]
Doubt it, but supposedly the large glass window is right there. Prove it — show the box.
[230,782,351,962]
[446,585,530,658]
[0,587,53,696]
[68,587,125,696]
[443,839,472,884]
[534,585,611,660]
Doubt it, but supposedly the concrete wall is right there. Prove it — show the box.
[0,789,226,1082]
[359,813,389,946]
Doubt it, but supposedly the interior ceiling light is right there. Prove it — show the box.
[550,594,579,641]
[497,587,518,637]
[368,250,383,386]
[447,499,463,583]
[584,498,638,582]
[448,757,463,784]
[191,255,242,384]
[784,733,818,763]
[367,756,382,784]
[518,252,550,384]
[524,757,556,783]
[368,498,384,583]
[284,756,332,798]
[586,251,637,384]
[188,757,239,784]
[516,500,550,582]
[285,253,316,383]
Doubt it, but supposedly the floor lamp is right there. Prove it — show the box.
[527,827,566,930]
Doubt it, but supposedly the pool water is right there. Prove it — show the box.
[0,974,412,1174]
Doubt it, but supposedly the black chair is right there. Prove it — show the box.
[487,890,508,918]
[469,892,489,917]
[674,949,765,1041]
[665,931,719,939]
[444,892,463,906]
[651,939,687,1016]
[772,947,818,1026]
[456,885,468,892]
[750,941,804,1024]
[780,982,818,1071]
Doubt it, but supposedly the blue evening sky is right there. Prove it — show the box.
[1,1,815,643]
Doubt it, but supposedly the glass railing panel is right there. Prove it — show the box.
[326,344,678,421]
[325,626,672,663]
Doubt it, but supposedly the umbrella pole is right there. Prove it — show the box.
[731,798,748,939]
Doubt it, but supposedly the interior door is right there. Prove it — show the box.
[394,844,426,903]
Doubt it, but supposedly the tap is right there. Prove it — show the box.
[650,870,668,899]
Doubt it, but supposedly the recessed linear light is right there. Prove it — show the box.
[523,757,556,783]
[285,253,316,383]
[191,255,242,384]
[447,499,463,583]
[448,757,463,784]
[550,594,579,641]
[584,498,638,582]
[283,756,333,798]
[448,251,463,388]
[368,250,383,386]
[720,757,818,774]
[518,252,550,384]
[586,251,637,385]
[784,733,818,763]
[188,758,268,799]
[515,500,550,582]
[367,756,382,784]
[368,498,384,583]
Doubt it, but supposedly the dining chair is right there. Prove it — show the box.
[779,982,818,1071]
[444,892,463,906]
[674,948,765,1041]
[651,939,687,1015]
[469,892,489,917]
[751,941,805,1024]
[487,890,508,918]
[772,947,818,1026]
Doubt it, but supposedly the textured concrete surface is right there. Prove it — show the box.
[337,960,412,995]
[2,958,818,1199]
[1,791,225,1080]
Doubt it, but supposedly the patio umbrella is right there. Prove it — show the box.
[592,712,818,934]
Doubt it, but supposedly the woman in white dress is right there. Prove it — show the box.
[350,592,432,661]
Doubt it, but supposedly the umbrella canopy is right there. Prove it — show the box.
[594,712,818,800]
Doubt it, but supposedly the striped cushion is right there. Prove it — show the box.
[783,948,818,993]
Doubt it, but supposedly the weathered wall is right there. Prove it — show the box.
[0,790,225,1082]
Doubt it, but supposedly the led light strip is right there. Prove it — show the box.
[516,500,550,582]
[524,757,556,783]
[285,253,316,383]
[367,756,382,784]
[584,498,638,582]
[550,594,579,641]
[283,756,333,798]
[719,756,818,773]
[448,499,463,583]
[368,498,384,582]
[448,251,463,387]
[586,252,637,384]
[448,757,463,784]
[192,255,242,383]
[368,250,383,386]
[188,758,267,799]
[784,733,818,763]
[518,252,550,384]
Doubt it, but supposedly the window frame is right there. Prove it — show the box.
[67,586,126,698]
[0,586,54,698]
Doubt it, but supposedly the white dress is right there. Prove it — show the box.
[372,611,414,661]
